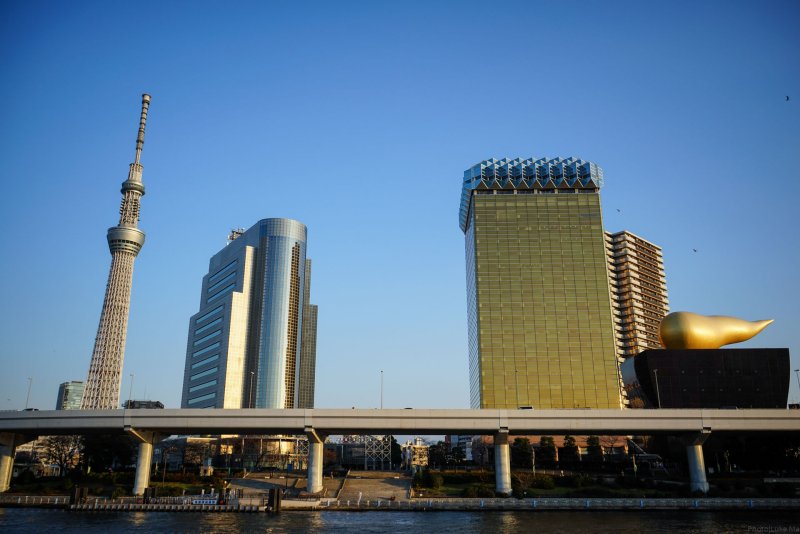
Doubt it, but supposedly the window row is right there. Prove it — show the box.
[195,305,224,325]
[190,366,218,381]
[208,259,237,284]
[192,341,221,358]
[188,392,216,405]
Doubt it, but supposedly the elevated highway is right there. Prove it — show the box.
[2,408,797,495]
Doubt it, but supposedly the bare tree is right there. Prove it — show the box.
[42,435,81,476]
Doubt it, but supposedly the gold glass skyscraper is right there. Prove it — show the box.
[461,158,622,409]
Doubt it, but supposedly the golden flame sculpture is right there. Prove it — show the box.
[659,311,773,349]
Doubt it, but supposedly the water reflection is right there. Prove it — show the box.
[0,509,797,534]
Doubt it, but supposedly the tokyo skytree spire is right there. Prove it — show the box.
[81,94,151,410]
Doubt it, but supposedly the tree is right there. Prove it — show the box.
[585,435,603,465]
[181,441,207,473]
[560,435,580,465]
[42,435,82,476]
[473,438,489,468]
[452,446,466,467]
[81,434,137,472]
[600,435,623,460]
[428,441,447,469]
[538,436,557,463]
[510,438,532,468]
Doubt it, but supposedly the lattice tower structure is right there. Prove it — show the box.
[81,94,151,410]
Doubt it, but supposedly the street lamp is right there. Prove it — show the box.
[24,377,32,410]
[128,373,135,408]
[652,369,661,408]
[249,371,255,408]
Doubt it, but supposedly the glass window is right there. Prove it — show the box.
[193,329,222,347]
[208,259,237,283]
[195,317,223,336]
[192,341,221,358]
[189,380,217,393]
[206,283,235,304]
[207,271,237,293]
[190,366,218,381]
[195,305,224,325]
[191,355,219,369]
[188,392,216,405]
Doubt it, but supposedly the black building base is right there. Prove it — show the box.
[621,348,790,409]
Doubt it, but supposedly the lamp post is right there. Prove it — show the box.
[380,370,384,409]
[652,369,661,408]
[24,377,32,410]
[249,371,255,408]
[128,373,135,408]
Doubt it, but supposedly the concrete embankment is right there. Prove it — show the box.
[284,497,800,511]
[3,494,799,512]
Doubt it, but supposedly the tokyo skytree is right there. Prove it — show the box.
[81,94,151,410]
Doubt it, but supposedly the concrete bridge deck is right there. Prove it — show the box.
[1,408,797,436]
[1,408,797,497]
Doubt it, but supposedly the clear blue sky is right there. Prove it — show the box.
[1,1,798,411]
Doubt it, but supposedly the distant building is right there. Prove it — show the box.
[122,400,164,409]
[180,218,318,409]
[401,437,429,471]
[460,157,622,409]
[445,434,473,461]
[605,230,669,361]
[56,381,85,410]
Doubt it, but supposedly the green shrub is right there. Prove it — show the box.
[15,469,36,485]
[530,474,555,489]
[428,473,444,490]
[461,485,478,498]
[443,472,480,485]
[111,487,127,499]
[156,485,184,497]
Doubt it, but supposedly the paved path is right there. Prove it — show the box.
[338,471,411,502]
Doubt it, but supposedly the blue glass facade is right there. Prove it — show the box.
[254,219,307,409]
[180,218,317,410]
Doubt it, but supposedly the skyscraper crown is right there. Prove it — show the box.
[459,157,604,231]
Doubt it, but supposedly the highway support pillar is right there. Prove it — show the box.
[494,429,511,495]
[305,427,325,494]
[0,433,35,492]
[686,429,711,494]
[126,427,163,496]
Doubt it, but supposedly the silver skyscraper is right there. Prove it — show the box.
[81,94,151,410]
[181,218,318,409]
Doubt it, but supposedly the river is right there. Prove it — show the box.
[1,509,799,533]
